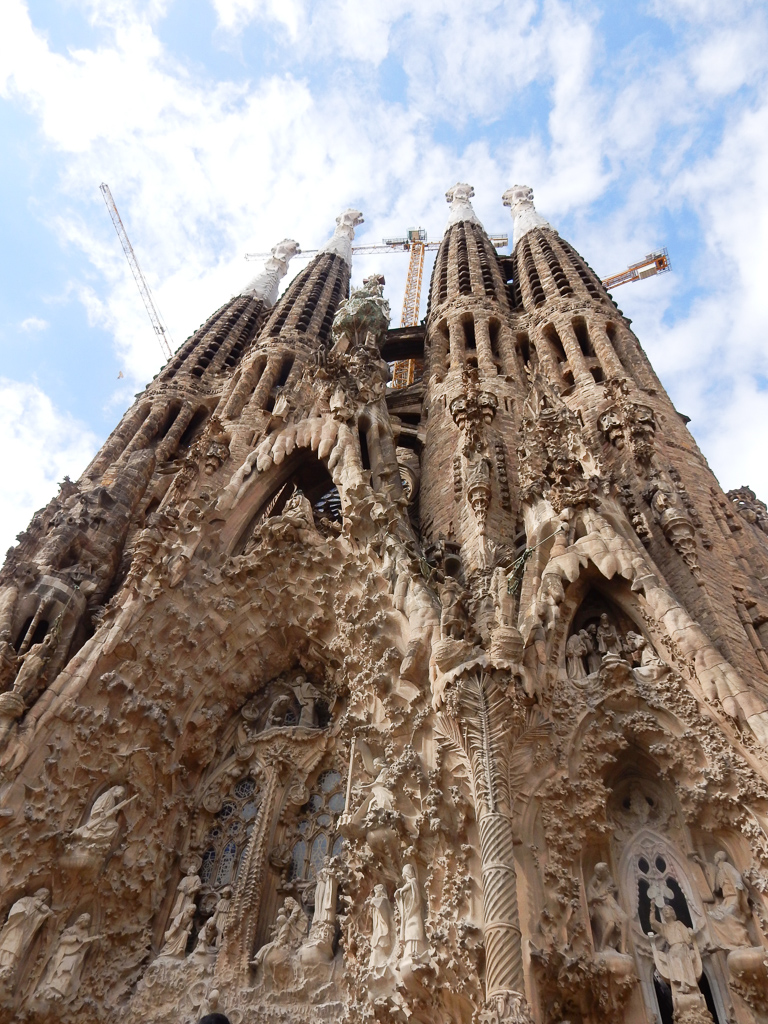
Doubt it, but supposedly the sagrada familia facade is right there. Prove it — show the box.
[1,181,768,1024]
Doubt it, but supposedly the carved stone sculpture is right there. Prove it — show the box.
[251,897,308,986]
[70,786,134,852]
[438,577,468,640]
[587,863,628,953]
[159,903,195,959]
[170,865,202,922]
[0,888,51,988]
[394,864,428,964]
[702,851,752,950]
[367,884,395,975]
[37,913,101,1003]
[300,856,338,963]
[648,906,704,1001]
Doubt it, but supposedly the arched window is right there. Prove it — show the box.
[200,776,262,890]
[289,770,345,884]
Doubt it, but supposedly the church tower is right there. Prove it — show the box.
[0,183,767,1024]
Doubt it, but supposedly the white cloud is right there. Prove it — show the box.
[0,378,99,557]
[19,316,48,332]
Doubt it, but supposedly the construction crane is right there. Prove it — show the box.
[100,183,174,360]
[601,249,670,290]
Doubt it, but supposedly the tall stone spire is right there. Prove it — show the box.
[444,182,483,229]
[501,184,554,248]
[318,208,364,265]
[239,238,301,306]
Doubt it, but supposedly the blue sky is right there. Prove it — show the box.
[1,0,767,553]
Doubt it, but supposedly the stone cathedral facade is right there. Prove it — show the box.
[1,182,768,1024]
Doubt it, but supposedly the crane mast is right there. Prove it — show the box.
[100,183,174,361]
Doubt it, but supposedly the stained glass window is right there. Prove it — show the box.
[289,769,345,882]
[200,776,261,890]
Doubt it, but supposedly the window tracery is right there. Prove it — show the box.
[200,776,262,891]
[288,769,345,888]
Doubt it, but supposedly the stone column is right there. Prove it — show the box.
[448,318,465,371]
[475,317,498,376]
[556,321,591,386]
[156,403,196,462]
[245,354,283,414]
[587,320,624,378]
[223,356,267,420]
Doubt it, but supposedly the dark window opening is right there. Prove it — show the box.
[638,879,653,934]
[275,355,294,389]
[666,878,693,927]
[590,366,604,383]
[699,972,723,1024]
[16,617,50,652]
[489,320,501,359]
[463,317,476,351]
[178,408,209,451]
[573,317,595,356]
[516,332,531,367]
[157,405,181,440]
[358,425,371,471]
[543,324,567,363]
[653,976,674,1024]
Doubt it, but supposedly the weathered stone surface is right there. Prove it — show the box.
[0,190,767,1024]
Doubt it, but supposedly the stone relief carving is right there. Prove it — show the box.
[36,913,101,1004]
[0,888,51,990]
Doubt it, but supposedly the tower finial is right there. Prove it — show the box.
[319,208,364,266]
[444,183,482,230]
[502,185,554,248]
[239,239,301,306]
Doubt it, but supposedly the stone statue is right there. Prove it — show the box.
[394,864,428,963]
[367,884,395,975]
[211,886,232,949]
[438,577,467,641]
[587,863,628,953]
[71,786,135,849]
[301,857,338,963]
[264,693,294,728]
[648,905,702,996]
[582,625,602,674]
[353,756,395,822]
[251,897,307,985]
[565,632,588,680]
[701,851,752,949]
[37,913,101,1002]
[170,865,202,922]
[158,902,195,959]
[12,627,58,704]
[491,565,516,630]
[596,613,622,657]
[191,915,218,961]
[0,888,51,986]
[626,631,668,682]
[290,673,323,728]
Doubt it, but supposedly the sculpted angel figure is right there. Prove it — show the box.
[648,905,702,996]
[37,914,101,1003]
[71,786,135,849]
[351,744,396,824]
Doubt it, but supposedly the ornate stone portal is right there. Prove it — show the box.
[0,185,768,1024]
